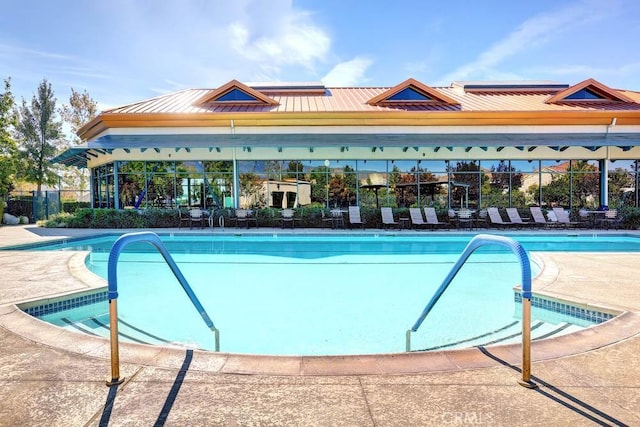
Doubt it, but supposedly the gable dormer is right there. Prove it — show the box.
[195,79,279,106]
[545,78,635,104]
[366,78,459,106]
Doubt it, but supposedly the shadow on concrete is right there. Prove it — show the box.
[99,383,119,427]
[155,349,193,426]
[478,346,628,427]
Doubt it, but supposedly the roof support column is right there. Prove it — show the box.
[600,159,609,208]
[113,161,120,210]
[232,147,240,209]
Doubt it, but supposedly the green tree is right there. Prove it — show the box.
[15,79,62,192]
[608,166,634,207]
[285,160,304,179]
[309,166,330,205]
[0,78,17,199]
[59,88,99,193]
[59,88,98,140]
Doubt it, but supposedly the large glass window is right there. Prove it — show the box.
[358,160,388,208]
[88,155,616,212]
[448,160,481,209]
[92,164,114,208]
[328,160,357,208]
[118,161,146,209]
[608,160,637,207]
[570,160,600,209]
[204,161,233,208]
[480,160,526,208]
[174,161,205,208]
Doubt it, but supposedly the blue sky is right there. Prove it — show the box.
[1,0,639,111]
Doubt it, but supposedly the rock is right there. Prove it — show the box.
[3,213,19,225]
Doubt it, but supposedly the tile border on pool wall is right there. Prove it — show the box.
[514,293,615,324]
[22,287,616,326]
[22,291,108,318]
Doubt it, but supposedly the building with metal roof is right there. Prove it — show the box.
[54,77,640,211]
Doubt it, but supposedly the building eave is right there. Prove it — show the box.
[77,110,640,142]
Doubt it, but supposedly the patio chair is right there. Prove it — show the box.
[348,206,365,229]
[321,209,335,228]
[178,208,190,229]
[487,207,516,228]
[456,208,475,230]
[423,207,447,229]
[408,207,428,229]
[236,209,258,228]
[552,207,579,228]
[281,209,296,228]
[189,208,205,229]
[476,208,488,228]
[578,208,592,228]
[381,207,399,229]
[506,208,534,227]
[330,209,345,228]
[600,209,622,229]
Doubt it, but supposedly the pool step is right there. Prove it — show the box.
[61,316,194,348]
[60,315,585,353]
[416,320,583,351]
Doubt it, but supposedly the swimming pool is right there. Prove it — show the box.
[18,233,628,355]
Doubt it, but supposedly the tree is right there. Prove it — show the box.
[449,161,483,208]
[59,88,98,193]
[285,160,304,179]
[59,88,98,140]
[0,78,17,199]
[15,79,62,192]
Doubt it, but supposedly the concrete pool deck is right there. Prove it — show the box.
[0,225,639,426]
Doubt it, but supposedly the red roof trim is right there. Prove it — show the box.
[366,78,460,106]
[194,80,279,106]
[545,78,636,104]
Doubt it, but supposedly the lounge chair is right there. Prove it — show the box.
[423,207,447,229]
[552,207,579,228]
[529,207,549,227]
[506,208,534,227]
[487,207,516,228]
[348,206,365,229]
[408,207,428,229]
[381,207,399,229]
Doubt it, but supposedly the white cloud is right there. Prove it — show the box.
[322,57,373,87]
[227,11,330,69]
[438,0,617,84]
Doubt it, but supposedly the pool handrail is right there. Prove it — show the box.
[106,231,219,386]
[406,233,536,388]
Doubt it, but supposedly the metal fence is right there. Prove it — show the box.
[6,190,90,222]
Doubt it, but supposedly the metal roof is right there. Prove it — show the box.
[103,79,640,115]
[55,78,640,168]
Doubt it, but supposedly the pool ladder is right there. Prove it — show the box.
[406,234,536,388]
[105,232,219,386]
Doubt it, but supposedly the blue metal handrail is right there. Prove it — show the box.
[406,234,536,387]
[106,231,219,386]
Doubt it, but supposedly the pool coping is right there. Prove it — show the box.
[1,242,639,376]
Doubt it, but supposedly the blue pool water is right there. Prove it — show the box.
[22,233,632,355]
